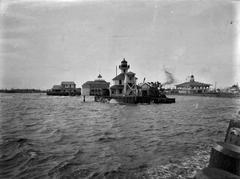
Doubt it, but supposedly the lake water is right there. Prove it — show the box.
[0,93,239,179]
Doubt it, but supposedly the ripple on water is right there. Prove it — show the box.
[0,94,239,178]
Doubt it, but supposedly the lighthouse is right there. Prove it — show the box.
[119,58,129,95]
[110,58,138,97]
[119,58,130,73]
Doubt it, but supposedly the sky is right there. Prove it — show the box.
[0,0,239,89]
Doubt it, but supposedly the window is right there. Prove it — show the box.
[119,89,122,94]
[129,77,132,80]
[119,80,122,85]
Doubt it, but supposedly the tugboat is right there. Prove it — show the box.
[95,58,175,104]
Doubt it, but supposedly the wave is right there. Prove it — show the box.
[1,93,239,178]
[88,164,148,179]
[97,136,116,142]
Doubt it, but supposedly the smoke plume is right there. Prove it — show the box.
[162,69,176,86]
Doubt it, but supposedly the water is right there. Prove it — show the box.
[0,93,239,179]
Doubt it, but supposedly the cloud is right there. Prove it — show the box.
[199,67,211,74]
[0,0,96,13]
[0,0,234,89]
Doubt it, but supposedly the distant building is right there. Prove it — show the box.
[176,75,211,94]
[52,85,62,92]
[82,74,110,96]
[138,82,164,97]
[110,58,138,97]
[138,83,151,96]
[226,84,240,94]
[51,81,76,93]
[60,81,76,93]
[48,81,80,96]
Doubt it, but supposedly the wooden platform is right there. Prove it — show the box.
[95,96,175,104]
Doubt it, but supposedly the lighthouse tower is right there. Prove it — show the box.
[119,58,130,73]
[110,58,138,97]
[120,58,130,95]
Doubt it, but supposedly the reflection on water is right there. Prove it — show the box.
[0,93,239,178]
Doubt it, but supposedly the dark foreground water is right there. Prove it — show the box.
[0,93,240,179]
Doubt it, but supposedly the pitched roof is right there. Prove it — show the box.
[110,85,124,89]
[82,81,110,88]
[112,73,125,80]
[126,71,135,75]
[61,81,76,85]
[112,72,137,80]
[94,79,107,82]
[52,85,62,90]
[176,81,211,87]
[82,81,93,87]
[139,83,151,87]
[139,83,151,89]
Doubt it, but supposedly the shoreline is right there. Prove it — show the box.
[167,93,240,98]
